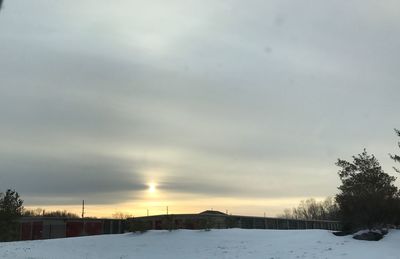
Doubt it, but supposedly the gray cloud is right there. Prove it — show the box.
[0,0,399,209]
[0,152,146,204]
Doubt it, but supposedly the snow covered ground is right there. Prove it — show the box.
[0,229,399,259]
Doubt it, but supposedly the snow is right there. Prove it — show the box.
[0,229,399,259]
[353,228,387,236]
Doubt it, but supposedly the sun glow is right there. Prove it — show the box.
[148,182,157,193]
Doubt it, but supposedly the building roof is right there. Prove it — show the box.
[199,210,227,215]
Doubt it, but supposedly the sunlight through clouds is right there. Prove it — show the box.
[0,0,399,217]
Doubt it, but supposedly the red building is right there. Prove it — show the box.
[18,217,125,240]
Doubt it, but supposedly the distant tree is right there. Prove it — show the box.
[278,208,293,219]
[44,210,80,218]
[294,198,323,220]
[336,149,399,231]
[278,197,339,220]
[390,129,400,173]
[22,208,45,217]
[0,0,3,10]
[0,189,24,241]
[22,208,79,218]
[112,211,133,219]
[321,197,340,220]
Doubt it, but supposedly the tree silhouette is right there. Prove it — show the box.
[279,197,339,220]
[336,150,398,231]
[0,189,24,241]
[390,129,400,173]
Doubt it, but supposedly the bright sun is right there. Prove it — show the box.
[148,183,156,193]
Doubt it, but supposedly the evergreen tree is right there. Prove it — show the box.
[390,129,400,173]
[0,189,24,241]
[335,150,398,231]
[390,129,400,224]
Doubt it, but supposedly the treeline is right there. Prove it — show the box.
[279,197,339,221]
[22,208,79,218]
[23,209,132,219]
[280,129,400,232]
[112,211,133,219]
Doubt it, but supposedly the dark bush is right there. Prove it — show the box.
[0,189,24,241]
[129,220,152,233]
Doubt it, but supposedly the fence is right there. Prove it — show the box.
[18,217,125,241]
[129,213,342,231]
[12,213,341,241]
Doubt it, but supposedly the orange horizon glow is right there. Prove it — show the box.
[23,196,327,219]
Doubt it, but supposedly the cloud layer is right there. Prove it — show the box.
[0,0,399,213]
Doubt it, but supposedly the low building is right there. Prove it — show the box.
[18,217,125,240]
[16,211,342,241]
[128,210,342,231]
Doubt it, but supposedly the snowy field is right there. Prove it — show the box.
[1,229,400,259]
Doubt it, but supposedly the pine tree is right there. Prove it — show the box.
[335,150,398,231]
[390,129,400,173]
[0,189,24,241]
[389,129,400,225]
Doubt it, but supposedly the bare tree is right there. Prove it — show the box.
[279,197,339,220]
[112,211,133,219]
[22,208,79,218]
[277,208,293,219]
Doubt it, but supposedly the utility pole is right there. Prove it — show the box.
[166,206,169,215]
[82,200,85,218]
[147,209,149,216]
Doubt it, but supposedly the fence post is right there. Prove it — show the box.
[30,222,33,240]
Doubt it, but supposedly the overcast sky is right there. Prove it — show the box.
[0,0,399,217]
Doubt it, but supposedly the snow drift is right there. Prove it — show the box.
[0,229,399,259]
